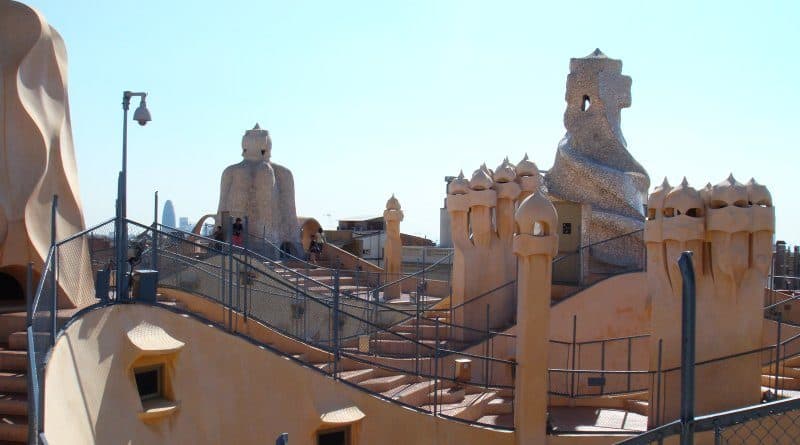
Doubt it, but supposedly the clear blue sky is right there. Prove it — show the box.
[27,0,800,244]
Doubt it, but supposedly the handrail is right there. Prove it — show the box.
[55,217,116,246]
[30,247,54,312]
[764,292,800,311]
[450,280,516,311]
[370,251,454,294]
[553,228,644,264]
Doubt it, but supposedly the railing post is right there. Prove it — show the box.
[600,340,606,395]
[485,304,490,389]
[227,217,233,331]
[25,261,35,445]
[415,286,421,376]
[656,338,663,426]
[627,336,633,393]
[570,314,577,398]
[244,216,249,321]
[50,195,58,346]
[332,268,340,378]
[26,262,33,327]
[679,251,696,445]
[152,191,158,270]
[434,317,439,416]
[774,312,783,399]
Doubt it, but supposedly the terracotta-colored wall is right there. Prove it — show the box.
[45,304,515,445]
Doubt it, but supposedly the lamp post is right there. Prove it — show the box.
[117,91,151,300]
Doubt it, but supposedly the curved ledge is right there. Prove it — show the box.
[138,398,180,421]
[320,406,365,425]
[127,322,185,355]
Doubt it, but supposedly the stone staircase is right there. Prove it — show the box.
[0,329,29,443]
[157,290,515,429]
[306,354,515,428]
[761,354,800,396]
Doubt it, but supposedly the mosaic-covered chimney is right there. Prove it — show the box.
[546,49,650,269]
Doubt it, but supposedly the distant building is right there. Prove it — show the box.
[178,217,191,232]
[162,200,176,228]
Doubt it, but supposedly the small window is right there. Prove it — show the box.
[134,365,163,401]
[318,427,349,445]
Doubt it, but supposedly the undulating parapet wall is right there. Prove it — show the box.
[546,49,650,271]
[0,1,92,307]
[45,304,514,445]
[646,175,774,425]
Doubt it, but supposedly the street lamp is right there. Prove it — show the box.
[117,91,151,300]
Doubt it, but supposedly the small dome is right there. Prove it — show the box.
[516,153,540,177]
[664,177,704,217]
[747,178,772,207]
[470,164,493,191]
[448,171,470,195]
[515,191,557,236]
[710,174,748,209]
[494,157,516,183]
[386,194,401,211]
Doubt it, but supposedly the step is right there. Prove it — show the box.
[0,352,26,373]
[484,397,513,415]
[422,391,497,421]
[476,414,513,428]
[761,374,800,390]
[5,334,26,352]
[371,339,444,356]
[390,324,449,340]
[338,368,377,384]
[0,415,27,443]
[383,380,451,407]
[781,355,800,368]
[432,387,466,404]
[0,395,26,416]
[359,374,411,393]
[0,374,26,394]
[625,399,649,416]
[313,360,365,374]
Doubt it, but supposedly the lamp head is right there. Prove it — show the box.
[132,98,151,126]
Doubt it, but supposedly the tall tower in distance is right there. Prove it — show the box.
[162,200,176,228]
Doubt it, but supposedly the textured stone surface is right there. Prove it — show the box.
[545,49,650,267]
[217,124,299,250]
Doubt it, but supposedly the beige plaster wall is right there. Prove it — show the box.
[0,1,92,307]
[45,304,516,445]
[550,272,650,342]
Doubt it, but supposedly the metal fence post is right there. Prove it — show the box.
[656,338,663,426]
[679,251,696,445]
[227,218,233,331]
[485,304,490,389]
[26,262,33,326]
[434,317,439,416]
[332,268,340,378]
[50,195,58,346]
[570,314,577,398]
[775,312,783,399]
[152,191,158,270]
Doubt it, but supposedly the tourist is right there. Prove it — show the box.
[232,217,244,246]
[309,228,326,264]
[211,226,224,250]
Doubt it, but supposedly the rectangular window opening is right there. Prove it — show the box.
[317,427,350,445]
[134,364,163,401]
